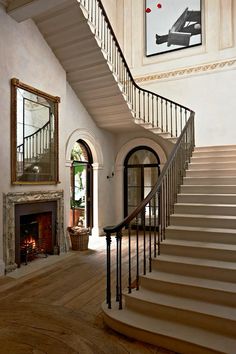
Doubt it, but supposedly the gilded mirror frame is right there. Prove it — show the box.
[11,78,60,184]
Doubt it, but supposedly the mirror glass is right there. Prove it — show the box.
[11,78,60,184]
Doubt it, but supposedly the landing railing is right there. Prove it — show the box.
[79,0,193,137]
[104,114,195,309]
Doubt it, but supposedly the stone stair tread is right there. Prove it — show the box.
[179,193,236,196]
[186,169,236,172]
[156,254,236,271]
[171,213,236,220]
[142,270,236,294]
[167,224,236,234]
[163,238,236,251]
[175,202,236,207]
[181,184,236,187]
[194,145,236,151]
[103,303,236,353]
[125,288,236,321]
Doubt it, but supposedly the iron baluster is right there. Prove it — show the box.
[106,232,111,308]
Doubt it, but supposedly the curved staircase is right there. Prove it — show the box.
[103,145,236,354]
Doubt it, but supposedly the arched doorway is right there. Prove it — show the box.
[124,146,160,224]
[70,140,93,230]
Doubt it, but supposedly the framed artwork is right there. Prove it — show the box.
[145,0,202,56]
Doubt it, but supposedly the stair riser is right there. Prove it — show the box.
[124,296,236,337]
[174,204,236,216]
[183,177,236,185]
[161,244,236,262]
[152,259,236,282]
[177,194,236,204]
[102,308,222,354]
[191,156,236,163]
[170,215,236,229]
[180,185,236,194]
[166,228,236,244]
[188,163,236,170]
[186,169,236,177]
[140,277,236,307]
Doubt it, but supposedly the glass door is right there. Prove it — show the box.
[124,147,160,227]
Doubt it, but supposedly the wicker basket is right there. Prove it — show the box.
[67,227,89,251]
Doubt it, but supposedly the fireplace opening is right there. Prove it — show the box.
[20,212,53,265]
[15,201,57,267]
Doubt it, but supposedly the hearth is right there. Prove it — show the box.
[3,191,66,273]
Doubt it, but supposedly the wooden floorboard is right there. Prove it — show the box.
[0,236,176,354]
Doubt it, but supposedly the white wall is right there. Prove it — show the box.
[117,0,236,146]
[0,4,116,274]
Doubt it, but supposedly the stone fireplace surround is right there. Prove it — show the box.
[3,190,66,273]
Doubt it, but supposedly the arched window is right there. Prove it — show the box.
[124,146,160,222]
[70,140,93,229]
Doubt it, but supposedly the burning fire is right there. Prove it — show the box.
[23,236,37,249]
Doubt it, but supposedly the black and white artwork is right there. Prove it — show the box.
[145,0,202,56]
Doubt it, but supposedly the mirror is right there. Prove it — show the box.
[11,78,60,184]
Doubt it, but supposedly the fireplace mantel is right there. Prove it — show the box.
[3,190,66,273]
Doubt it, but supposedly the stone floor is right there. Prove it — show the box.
[0,236,177,354]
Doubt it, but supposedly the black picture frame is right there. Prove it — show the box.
[145,0,202,57]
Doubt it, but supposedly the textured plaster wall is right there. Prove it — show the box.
[0,4,116,274]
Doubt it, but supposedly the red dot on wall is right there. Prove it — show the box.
[146,7,151,13]
[157,3,162,8]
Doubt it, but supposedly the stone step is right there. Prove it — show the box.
[183,176,236,185]
[124,288,236,337]
[152,255,236,282]
[161,239,236,262]
[102,302,236,354]
[186,169,236,177]
[170,213,236,229]
[174,203,236,216]
[193,150,236,157]
[194,145,236,152]
[140,271,236,307]
[180,185,236,194]
[165,225,236,244]
[188,162,236,170]
[191,156,236,163]
[177,193,236,204]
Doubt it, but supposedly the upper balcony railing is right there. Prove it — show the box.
[79,0,194,137]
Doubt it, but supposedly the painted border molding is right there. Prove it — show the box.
[135,59,236,83]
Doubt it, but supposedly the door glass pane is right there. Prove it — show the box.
[144,167,158,218]
[127,167,142,212]
[128,150,158,165]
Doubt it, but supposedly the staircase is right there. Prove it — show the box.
[7,0,191,141]
[103,145,236,354]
